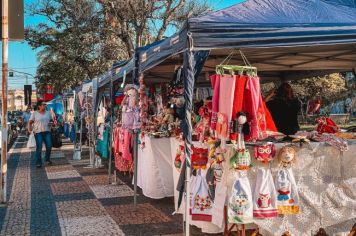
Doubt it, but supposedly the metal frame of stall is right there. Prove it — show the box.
[133,1,356,235]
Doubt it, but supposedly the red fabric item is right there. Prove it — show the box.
[243,76,268,141]
[191,146,208,169]
[262,101,278,132]
[231,75,248,140]
[316,117,339,134]
[210,74,220,130]
[231,75,248,120]
[115,95,124,105]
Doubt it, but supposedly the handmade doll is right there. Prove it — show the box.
[277,146,297,168]
[275,146,300,215]
[229,112,252,170]
[163,107,175,123]
[195,103,212,142]
[253,142,276,163]
[121,84,140,130]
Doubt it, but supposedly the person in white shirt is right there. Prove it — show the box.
[28,101,54,168]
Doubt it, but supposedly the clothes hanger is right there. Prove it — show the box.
[216,50,257,76]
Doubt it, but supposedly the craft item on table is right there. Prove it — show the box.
[174,145,185,171]
[243,76,268,141]
[191,146,209,169]
[210,74,221,130]
[161,107,175,125]
[253,168,278,218]
[216,112,229,139]
[253,142,276,163]
[335,132,356,140]
[275,168,300,215]
[230,148,251,170]
[191,170,213,222]
[195,101,212,142]
[122,84,140,130]
[277,146,297,169]
[316,117,339,134]
[228,176,253,224]
[312,132,349,152]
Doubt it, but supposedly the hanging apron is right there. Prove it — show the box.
[253,167,278,218]
[228,174,253,224]
[275,168,300,215]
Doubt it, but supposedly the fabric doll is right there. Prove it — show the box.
[253,142,276,163]
[232,111,250,141]
[228,175,253,224]
[121,84,140,130]
[275,146,300,215]
[253,168,278,218]
[277,146,297,168]
[229,112,251,170]
[275,168,300,215]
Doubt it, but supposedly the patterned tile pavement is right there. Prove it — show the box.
[0,136,223,236]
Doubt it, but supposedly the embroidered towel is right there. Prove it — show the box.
[191,171,213,222]
[275,168,300,215]
[228,175,253,224]
[253,168,278,218]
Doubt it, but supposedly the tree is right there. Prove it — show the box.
[26,0,210,93]
[291,73,348,105]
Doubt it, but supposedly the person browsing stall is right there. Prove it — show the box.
[28,101,55,168]
[265,83,301,135]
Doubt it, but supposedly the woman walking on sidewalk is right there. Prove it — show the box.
[28,101,55,168]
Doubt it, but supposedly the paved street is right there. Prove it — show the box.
[0,135,200,236]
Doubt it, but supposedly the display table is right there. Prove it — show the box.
[171,141,356,235]
[136,136,176,199]
[135,136,355,235]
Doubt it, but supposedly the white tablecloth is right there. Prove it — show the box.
[136,136,176,199]
[136,136,356,235]
[171,141,356,235]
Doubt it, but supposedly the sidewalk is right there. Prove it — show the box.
[0,135,215,236]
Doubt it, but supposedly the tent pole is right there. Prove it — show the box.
[108,75,114,184]
[183,32,196,236]
[133,46,140,210]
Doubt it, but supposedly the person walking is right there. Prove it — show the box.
[23,107,32,132]
[28,101,54,168]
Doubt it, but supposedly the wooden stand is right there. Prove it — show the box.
[223,206,246,236]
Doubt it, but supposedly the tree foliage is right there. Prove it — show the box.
[291,73,348,104]
[26,0,210,93]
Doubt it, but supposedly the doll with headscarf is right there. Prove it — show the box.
[275,146,300,215]
[122,84,140,130]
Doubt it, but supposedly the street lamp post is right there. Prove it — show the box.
[1,0,9,204]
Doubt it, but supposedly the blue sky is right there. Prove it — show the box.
[4,0,244,89]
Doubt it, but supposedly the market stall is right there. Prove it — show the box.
[132,0,356,235]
